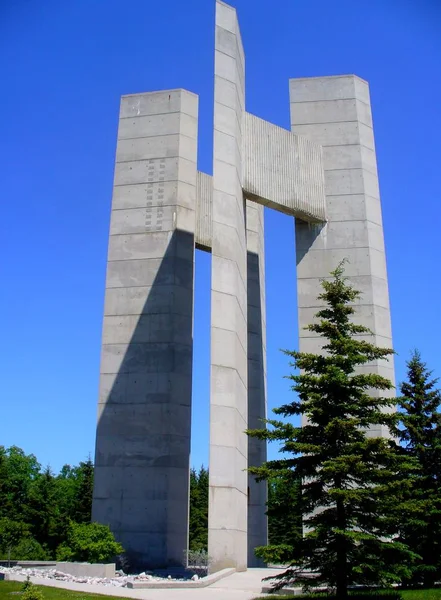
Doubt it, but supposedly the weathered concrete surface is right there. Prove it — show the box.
[290,75,395,436]
[93,89,198,568]
[55,563,115,578]
[209,0,248,573]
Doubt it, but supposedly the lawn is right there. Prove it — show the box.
[0,581,126,600]
[2,580,441,600]
[254,589,441,600]
[401,591,441,600]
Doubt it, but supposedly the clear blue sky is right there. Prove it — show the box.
[1,0,440,473]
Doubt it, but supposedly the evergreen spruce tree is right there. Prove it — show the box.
[189,466,209,551]
[396,350,441,587]
[248,264,416,597]
[260,476,302,565]
[26,466,61,555]
[73,457,94,523]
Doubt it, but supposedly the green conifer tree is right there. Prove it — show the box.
[396,350,441,587]
[189,466,209,551]
[248,264,416,597]
[26,466,61,554]
[73,457,94,523]
[263,476,302,564]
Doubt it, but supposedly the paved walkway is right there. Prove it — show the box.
[5,568,285,600]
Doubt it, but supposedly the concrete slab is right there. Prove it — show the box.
[55,563,115,578]
[4,568,284,600]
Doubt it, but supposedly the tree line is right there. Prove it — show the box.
[0,452,94,560]
[0,449,300,562]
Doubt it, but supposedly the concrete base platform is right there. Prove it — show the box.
[3,568,284,599]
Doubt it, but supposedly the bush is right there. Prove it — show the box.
[56,521,123,564]
[22,587,44,600]
[0,518,30,557]
[184,548,211,576]
[21,576,32,592]
[21,580,44,600]
[9,538,50,561]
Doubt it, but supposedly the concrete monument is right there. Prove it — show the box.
[92,0,394,573]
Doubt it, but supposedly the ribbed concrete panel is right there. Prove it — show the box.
[196,171,213,250]
[243,112,326,223]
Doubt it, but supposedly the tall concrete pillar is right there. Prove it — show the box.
[290,75,395,435]
[246,200,268,566]
[93,89,199,567]
[209,0,248,572]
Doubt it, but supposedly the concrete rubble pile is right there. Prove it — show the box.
[0,566,198,586]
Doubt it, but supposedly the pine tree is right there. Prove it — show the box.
[258,476,302,565]
[396,351,441,587]
[73,457,94,523]
[248,264,416,597]
[189,466,209,551]
[26,466,61,554]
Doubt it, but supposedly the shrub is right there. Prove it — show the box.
[55,521,123,564]
[10,538,50,561]
[184,548,211,577]
[21,576,32,592]
[0,519,30,557]
[21,580,44,600]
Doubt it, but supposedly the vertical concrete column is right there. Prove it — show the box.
[246,200,268,565]
[290,76,395,434]
[93,89,198,567]
[209,0,248,572]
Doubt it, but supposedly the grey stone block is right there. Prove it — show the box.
[55,563,115,578]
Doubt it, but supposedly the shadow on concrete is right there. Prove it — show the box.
[92,229,269,571]
[295,220,326,264]
[247,249,268,567]
[92,228,194,570]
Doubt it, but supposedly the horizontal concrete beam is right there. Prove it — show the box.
[243,112,326,223]
[194,112,327,250]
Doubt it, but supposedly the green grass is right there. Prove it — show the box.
[3,580,441,600]
[0,581,126,600]
[254,589,441,600]
[401,591,441,600]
